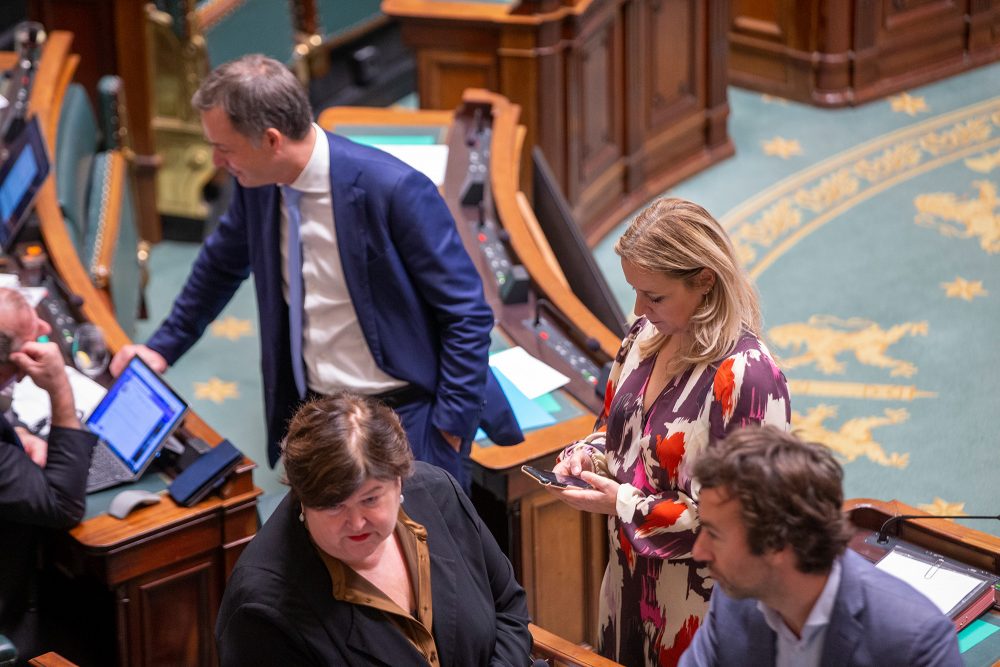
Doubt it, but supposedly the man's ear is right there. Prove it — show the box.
[263,127,283,151]
[765,544,797,570]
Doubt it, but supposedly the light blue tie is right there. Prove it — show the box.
[282,186,307,399]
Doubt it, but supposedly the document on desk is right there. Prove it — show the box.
[489,347,570,400]
[876,548,986,615]
[373,144,449,186]
[11,366,107,434]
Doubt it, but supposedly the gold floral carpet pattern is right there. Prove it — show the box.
[596,68,1000,534]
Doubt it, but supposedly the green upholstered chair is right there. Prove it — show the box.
[0,633,15,666]
[54,83,97,253]
[314,0,382,40]
[199,0,297,65]
[53,76,144,338]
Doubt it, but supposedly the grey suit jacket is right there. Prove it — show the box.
[680,550,962,667]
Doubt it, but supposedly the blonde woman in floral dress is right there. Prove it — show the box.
[550,198,791,667]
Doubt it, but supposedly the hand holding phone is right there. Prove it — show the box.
[521,465,592,489]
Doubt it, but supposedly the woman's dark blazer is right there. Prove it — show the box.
[215,462,533,666]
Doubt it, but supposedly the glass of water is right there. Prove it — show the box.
[71,323,109,378]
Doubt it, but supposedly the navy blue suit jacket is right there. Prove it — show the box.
[215,462,533,666]
[147,132,520,465]
[679,550,962,667]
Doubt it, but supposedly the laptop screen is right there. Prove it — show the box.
[86,356,188,474]
[0,115,50,250]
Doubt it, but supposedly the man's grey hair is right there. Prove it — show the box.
[0,288,31,362]
[192,54,313,143]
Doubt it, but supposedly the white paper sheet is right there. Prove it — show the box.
[373,144,449,186]
[875,548,984,614]
[489,346,570,400]
[11,365,108,434]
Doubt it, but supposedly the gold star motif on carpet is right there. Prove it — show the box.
[964,149,1000,173]
[210,316,253,341]
[917,497,967,516]
[194,377,240,404]
[762,137,803,159]
[941,276,988,301]
[889,92,928,116]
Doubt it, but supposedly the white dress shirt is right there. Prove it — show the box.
[758,558,843,667]
[280,124,405,395]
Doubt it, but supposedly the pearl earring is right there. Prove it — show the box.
[399,493,405,504]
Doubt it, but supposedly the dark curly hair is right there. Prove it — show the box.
[693,425,851,573]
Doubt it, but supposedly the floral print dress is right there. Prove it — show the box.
[565,317,791,667]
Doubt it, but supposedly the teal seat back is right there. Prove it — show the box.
[54,76,142,339]
[55,83,100,251]
[201,0,296,65]
[315,0,382,39]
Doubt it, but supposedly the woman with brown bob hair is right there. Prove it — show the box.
[215,392,533,666]
[548,198,792,667]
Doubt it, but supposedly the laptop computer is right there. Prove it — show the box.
[85,355,188,493]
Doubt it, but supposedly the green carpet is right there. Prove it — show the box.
[595,64,1000,536]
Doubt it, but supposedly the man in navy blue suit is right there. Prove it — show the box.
[110,55,519,488]
[680,426,961,667]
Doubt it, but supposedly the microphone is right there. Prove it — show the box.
[466,107,483,147]
[876,513,1000,545]
[15,21,47,68]
[1,22,46,145]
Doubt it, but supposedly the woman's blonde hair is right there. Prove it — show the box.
[614,198,761,371]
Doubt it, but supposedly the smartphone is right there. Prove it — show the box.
[521,465,592,489]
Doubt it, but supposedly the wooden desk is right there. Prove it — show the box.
[729,1,1000,107]
[319,89,615,645]
[846,498,1000,665]
[846,498,1000,577]
[382,0,734,243]
[13,32,261,667]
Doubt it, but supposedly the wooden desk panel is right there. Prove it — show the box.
[383,0,733,244]
[730,0,1000,107]
[846,498,1000,576]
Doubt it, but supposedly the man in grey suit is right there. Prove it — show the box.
[680,426,961,667]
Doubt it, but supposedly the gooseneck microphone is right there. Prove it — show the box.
[876,513,1000,545]
[1,21,46,147]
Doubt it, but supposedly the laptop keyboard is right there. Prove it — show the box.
[87,442,129,492]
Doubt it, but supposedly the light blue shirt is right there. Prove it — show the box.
[757,559,843,667]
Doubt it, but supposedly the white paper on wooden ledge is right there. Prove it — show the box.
[374,144,449,186]
[875,549,982,615]
[489,346,570,400]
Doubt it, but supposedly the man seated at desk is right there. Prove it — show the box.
[680,425,961,667]
[0,287,96,660]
